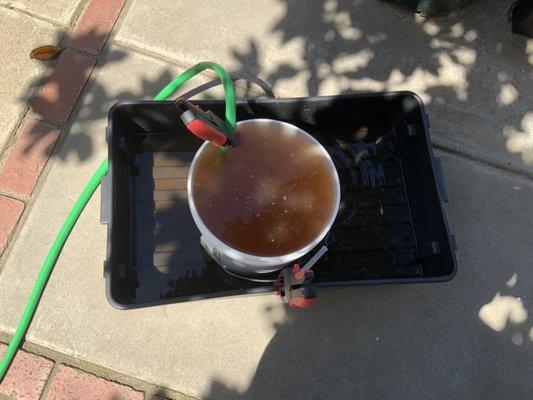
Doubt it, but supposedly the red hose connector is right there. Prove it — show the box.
[176,98,233,147]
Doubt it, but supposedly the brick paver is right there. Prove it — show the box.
[32,50,95,123]
[0,119,60,197]
[0,343,54,400]
[71,0,125,55]
[43,365,143,400]
[0,195,25,253]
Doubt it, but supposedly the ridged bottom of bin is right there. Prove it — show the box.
[133,127,419,302]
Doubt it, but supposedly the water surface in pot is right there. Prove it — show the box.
[191,120,337,257]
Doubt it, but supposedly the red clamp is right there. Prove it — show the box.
[176,98,233,148]
[274,264,317,308]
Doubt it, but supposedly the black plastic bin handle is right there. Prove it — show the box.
[433,157,449,203]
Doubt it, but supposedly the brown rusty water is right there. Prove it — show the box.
[191,122,337,256]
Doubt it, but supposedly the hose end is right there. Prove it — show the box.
[177,99,231,147]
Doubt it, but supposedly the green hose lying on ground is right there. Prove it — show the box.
[0,61,236,382]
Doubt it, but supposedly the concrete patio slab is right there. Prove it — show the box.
[116,0,533,175]
[2,0,84,26]
[0,40,531,398]
[0,7,61,153]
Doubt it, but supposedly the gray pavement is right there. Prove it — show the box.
[3,0,85,25]
[0,0,532,398]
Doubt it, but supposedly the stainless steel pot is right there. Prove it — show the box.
[188,119,340,277]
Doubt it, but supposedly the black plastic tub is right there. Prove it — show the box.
[102,92,457,309]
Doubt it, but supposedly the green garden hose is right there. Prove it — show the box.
[0,61,236,382]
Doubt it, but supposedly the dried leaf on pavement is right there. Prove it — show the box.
[30,45,62,61]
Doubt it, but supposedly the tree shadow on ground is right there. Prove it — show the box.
[17,23,276,165]
[203,267,532,399]
[16,27,179,163]
[229,0,532,165]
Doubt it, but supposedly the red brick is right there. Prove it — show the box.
[32,50,95,123]
[70,0,125,54]
[0,343,53,400]
[44,365,143,400]
[0,196,24,253]
[0,119,60,197]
